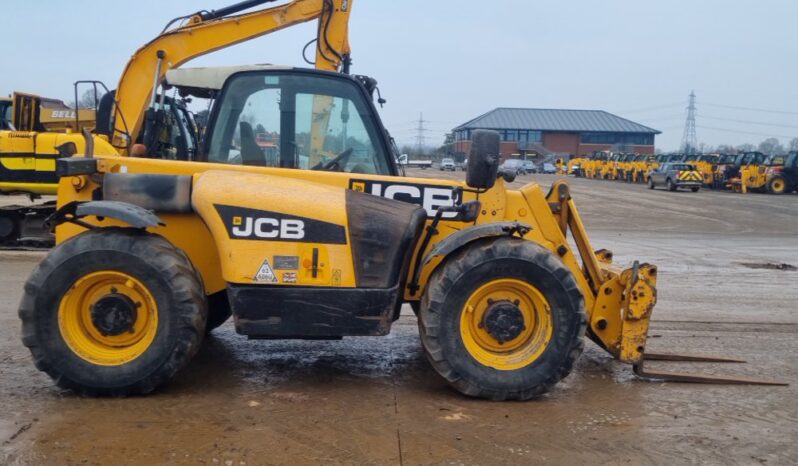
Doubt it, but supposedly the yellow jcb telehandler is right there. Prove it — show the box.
[18,0,784,399]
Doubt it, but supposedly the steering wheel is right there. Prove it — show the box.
[312,148,354,172]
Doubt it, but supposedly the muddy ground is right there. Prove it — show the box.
[1,171,797,465]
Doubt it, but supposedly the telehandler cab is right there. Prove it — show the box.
[19,0,784,399]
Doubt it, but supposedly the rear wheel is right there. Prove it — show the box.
[666,178,677,191]
[19,228,207,396]
[418,238,586,400]
[691,187,700,193]
[767,176,788,195]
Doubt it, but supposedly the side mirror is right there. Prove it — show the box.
[466,130,501,190]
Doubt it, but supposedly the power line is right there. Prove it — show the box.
[700,102,798,116]
[696,125,795,140]
[634,114,687,123]
[699,114,798,130]
[614,102,685,114]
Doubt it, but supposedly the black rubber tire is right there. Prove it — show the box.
[19,228,207,396]
[667,178,677,191]
[172,248,229,333]
[648,178,656,189]
[418,238,586,401]
[691,187,700,193]
[767,176,788,195]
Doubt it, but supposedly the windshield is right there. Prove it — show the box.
[206,71,391,175]
[670,164,694,171]
[766,155,785,166]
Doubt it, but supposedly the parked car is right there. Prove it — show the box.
[439,158,456,171]
[541,163,557,174]
[648,163,703,192]
[499,159,526,175]
[522,160,538,173]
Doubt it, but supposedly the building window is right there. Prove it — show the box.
[580,132,654,145]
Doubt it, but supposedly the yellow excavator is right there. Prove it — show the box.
[0,0,353,247]
[17,0,784,398]
[0,86,198,247]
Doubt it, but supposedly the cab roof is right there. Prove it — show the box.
[164,64,292,98]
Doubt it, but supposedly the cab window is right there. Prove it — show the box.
[1,102,12,130]
[206,72,390,175]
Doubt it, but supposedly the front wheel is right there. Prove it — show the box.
[691,187,700,193]
[19,228,207,396]
[648,178,656,189]
[767,176,788,195]
[418,238,586,400]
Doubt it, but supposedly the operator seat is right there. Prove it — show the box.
[239,122,266,166]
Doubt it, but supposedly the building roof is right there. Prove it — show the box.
[454,107,661,134]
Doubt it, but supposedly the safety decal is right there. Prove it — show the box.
[255,259,278,283]
[331,269,342,287]
[282,272,297,284]
[215,204,347,244]
[348,179,459,218]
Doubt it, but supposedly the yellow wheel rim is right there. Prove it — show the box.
[459,279,553,371]
[58,271,158,366]
[772,179,785,193]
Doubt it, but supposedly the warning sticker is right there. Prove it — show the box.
[255,259,278,283]
[282,272,297,284]
[331,269,342,287]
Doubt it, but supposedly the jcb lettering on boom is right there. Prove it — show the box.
[349,179,458,218]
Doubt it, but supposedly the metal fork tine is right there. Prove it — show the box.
[644,352,746,363]
[634,363,788,386]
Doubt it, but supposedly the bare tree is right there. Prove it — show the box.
[715,144,736,154]
[757,138,784,156]
[70,89,104,109]
[736,143,756,152]
[698,143,713,154]
[789,137,798,152]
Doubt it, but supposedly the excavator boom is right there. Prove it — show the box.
[110,0,352,151]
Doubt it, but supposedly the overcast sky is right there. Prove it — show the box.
[3,0,797,151]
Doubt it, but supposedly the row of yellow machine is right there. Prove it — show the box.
[566,151,798,195]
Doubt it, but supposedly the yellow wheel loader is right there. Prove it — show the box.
[18,0,784,399]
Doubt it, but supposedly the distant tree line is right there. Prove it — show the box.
[666,137,798,156]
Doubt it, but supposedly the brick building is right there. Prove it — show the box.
[452,108,660,160]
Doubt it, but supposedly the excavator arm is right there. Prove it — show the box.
[110,0,353,153]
